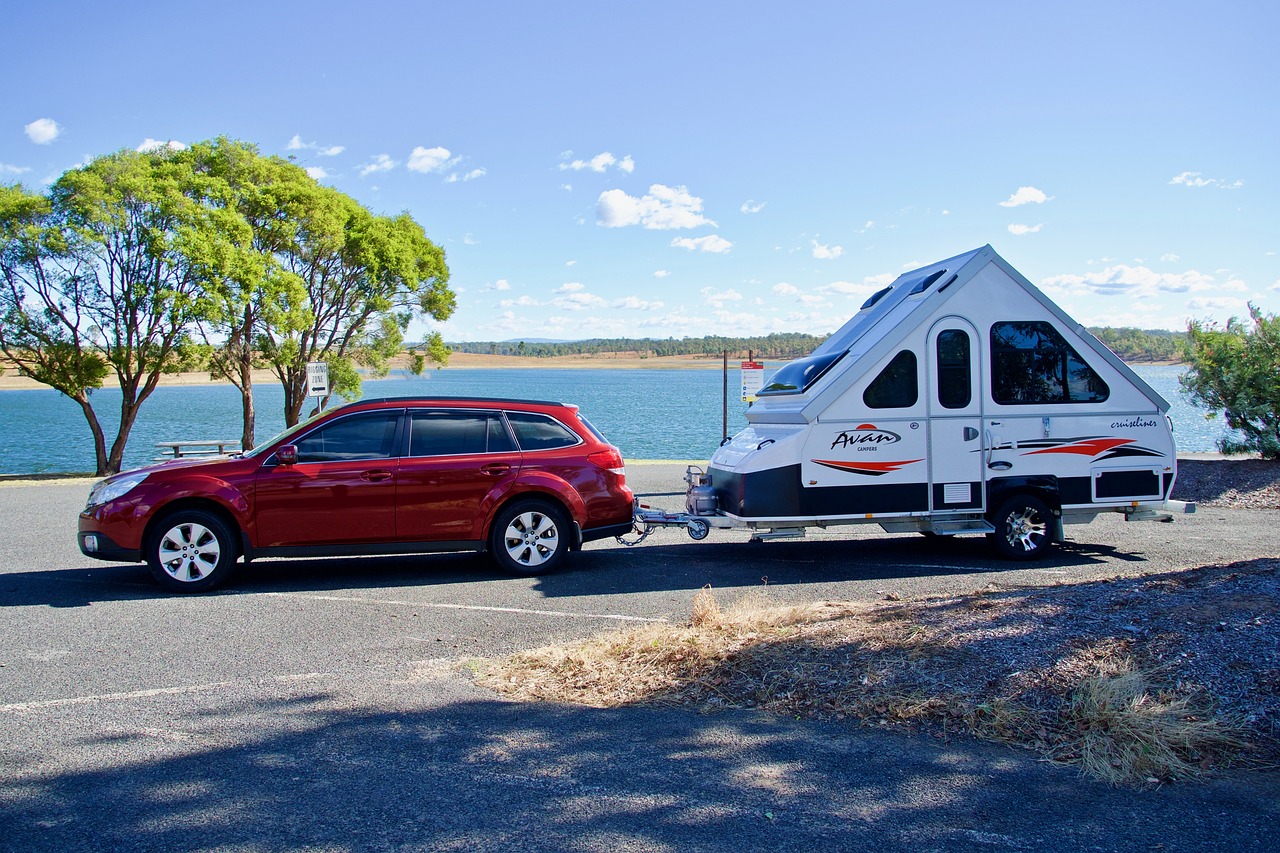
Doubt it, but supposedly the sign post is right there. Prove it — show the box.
[740,360,765,403]
[306,362,329,411]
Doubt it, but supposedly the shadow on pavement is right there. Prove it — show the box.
[4,694,1278,852]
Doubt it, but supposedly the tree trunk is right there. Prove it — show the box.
[74,393,110,477]
[238,346,256,451]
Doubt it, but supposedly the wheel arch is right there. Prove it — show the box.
[986,475,1062,517]
[143,497,245,561]
[483,490,582,552]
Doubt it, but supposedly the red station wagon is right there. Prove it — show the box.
[78,397,635,592]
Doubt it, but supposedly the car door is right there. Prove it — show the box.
[395,409,522,543]
[254,410,403,548]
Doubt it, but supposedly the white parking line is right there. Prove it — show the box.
[0,673,332,714]
[263,591,668,624]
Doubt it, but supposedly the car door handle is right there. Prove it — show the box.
[361,469,394,482]
[480,463,512,476]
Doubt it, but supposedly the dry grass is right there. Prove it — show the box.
[476,585,1254,786]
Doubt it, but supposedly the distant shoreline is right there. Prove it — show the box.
[0,351,1186,392]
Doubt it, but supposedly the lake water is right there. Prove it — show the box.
[0,364,1234,475]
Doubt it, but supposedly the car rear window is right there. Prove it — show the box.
[505,412,582,451]
[409,411,516,456]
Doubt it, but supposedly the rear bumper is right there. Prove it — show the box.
[581,521,635,543]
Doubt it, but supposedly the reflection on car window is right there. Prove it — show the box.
[409,411,515,456]
[991,321,1109,405]
[506,412,581,451]
[294,413,398,463]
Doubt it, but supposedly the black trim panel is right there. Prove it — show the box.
[711,464,928,518]
[931,482,983,510]
[581,521,635,543]
[78,532,142,563]
[254,540,482,559]
[1095,470,1161,499]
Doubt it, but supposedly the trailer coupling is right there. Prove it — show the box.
[617,502,713,546]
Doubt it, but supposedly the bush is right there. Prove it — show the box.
[1181,304,1280,459]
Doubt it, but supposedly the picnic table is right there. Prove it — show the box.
[155,440,242,460]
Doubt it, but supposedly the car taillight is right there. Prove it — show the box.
[587,448,626,476]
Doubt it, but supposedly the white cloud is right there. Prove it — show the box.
[499,295,540,307]
[136,138,187,153]
[796,293,826,305]
[772,282,799,295]
[818,277,888,299]
[1160,253,1181,262]
[740,200,766,214]
[597,184,717,230]
[1270,279,1280,291]
[555,282,585,293]
[700,287,743,308]
[24,118,60,145]
[552,291,608,311]
[614,296,664,310]
[360,154,397,176]
[671,234,733,254]
[408,146,454,173]
[857,221,875,233]
[1008,223,1042,235]
[1170,171,1243,189]
[287,135,344,156]
[1043,264,1218,299]
[999,186,1052,207]
[305,166,329,180]
[811,239,844,260]
[560,152,634,173]
[653,269,670,278]
[1,162,30,175]
[485,280,512,291]
[1186,296,1249,317]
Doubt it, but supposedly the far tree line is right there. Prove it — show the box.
[1,138,454,475]
[448,328,1189,363]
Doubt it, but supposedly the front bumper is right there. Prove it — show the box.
[78,530,141,563]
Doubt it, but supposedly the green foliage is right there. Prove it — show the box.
[1181,305,1280,459]
[447,332,828,360]
[1087,327,1186,363]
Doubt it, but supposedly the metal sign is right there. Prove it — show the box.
[741,361,765,402]
[306,362,329,397]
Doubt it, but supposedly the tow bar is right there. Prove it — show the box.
[617,465,718,546]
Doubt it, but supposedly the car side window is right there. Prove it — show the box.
[505,412,581,451]
[293,412,399,463]
[409,411,516,456]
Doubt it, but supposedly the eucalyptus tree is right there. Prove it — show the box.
[183,138,311,449]
[260,186,454,426]
[0,150,238,475]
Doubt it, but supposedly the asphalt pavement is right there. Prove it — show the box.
[2,467,1279,851]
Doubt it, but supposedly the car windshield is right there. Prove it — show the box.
[241,409,331,458]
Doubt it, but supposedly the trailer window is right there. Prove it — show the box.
[864,351,918,409]
[991,321,1109,405]
[936,330,971,409]
[758,350,846,395]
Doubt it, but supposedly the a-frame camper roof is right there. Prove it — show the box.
[748,245,1169,425]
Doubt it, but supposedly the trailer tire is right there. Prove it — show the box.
[988,495,1054,560]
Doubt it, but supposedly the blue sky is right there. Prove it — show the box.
[3,0,1277,341]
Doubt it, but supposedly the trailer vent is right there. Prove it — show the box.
[943,483,972,504]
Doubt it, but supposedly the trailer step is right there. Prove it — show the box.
[750,527,807,542]
[927,519,996,535]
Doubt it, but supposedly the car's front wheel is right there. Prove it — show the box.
[489,500,570,576]
[146,509,238,593]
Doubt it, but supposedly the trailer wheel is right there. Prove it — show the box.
[988,495,1054,560]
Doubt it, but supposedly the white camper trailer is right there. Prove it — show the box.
[637,245,1194,559]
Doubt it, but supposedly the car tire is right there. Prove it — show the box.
[146,509,238,593]
[489,500,571,576]
[987,495,1054,560]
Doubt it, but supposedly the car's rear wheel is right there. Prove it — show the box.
[146,509,238,593]
[489,500,570,576]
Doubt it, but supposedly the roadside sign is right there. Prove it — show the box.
[306,362,329,397]
[741,361,765,402]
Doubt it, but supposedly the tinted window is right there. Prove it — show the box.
[409,411,515,457]
[506,412,581,451]
[863,351,918,409]
[991,321,1109,405]
[293,412,398,463]
[758,351,846,395]
[936,329,971,409]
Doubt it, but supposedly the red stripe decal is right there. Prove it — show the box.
[813,458,925,476]
[1024,438,1134,457]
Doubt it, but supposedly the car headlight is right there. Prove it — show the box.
[85,472,149,510]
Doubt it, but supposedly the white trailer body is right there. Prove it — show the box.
[689,245,1192,558]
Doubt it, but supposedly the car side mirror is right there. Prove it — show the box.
[276,445,298,466]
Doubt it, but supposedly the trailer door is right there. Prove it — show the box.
[927,318,985,512]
